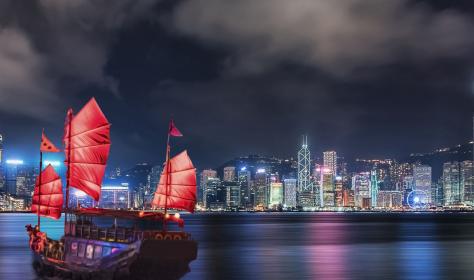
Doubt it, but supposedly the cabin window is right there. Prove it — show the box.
[70,242,78,256]
[78,243,85,258]
[94,246,102,259]
[86,244,94,259]
[102,246,111,257]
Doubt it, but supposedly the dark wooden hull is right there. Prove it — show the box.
[32,236,198,279]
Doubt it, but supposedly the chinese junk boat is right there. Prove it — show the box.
[26,98,198,279]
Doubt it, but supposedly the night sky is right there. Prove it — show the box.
[1,0,474,169]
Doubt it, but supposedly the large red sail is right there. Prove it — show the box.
[31,165,63,219]
[64,98,111,201]
[152,150,197,213]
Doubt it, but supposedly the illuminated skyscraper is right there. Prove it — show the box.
[223,166,236,182]
[99,184,130,209]
[238,168,251,208]
[461,161,474,205]
[254,169,268,207]
[413,164,432,204]
[297,135,313,206]
[224,181,240,208]
[200,169,217,207]
[371,169,379,208]
[323,151,337,176]
[270,182,283,206]
[352,172,371,208]
[283,178,297,208]
[443,162,461,206]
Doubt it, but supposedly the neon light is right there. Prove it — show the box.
[257,168,266,173]
[6,159,23,165]
[241,166,247,171]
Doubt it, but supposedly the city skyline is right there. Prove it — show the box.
[1,1,474,169]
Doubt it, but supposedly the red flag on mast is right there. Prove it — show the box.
[40,130,60,153]
[169,120,183,137]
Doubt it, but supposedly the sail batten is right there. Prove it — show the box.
[31,165,63,220]
[152,150,197,213]
[64,98,111,201]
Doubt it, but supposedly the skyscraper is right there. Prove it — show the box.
[461,161,474,205]
[283,178,297,208]
[254,169,268,207]
[269,182,283,206]
[352,172,371,208]
[238,168,251,208]
[371,169,379,208]
[200,169,217,207]
[323,151,337,176]
[224,181,240,208]
[297,135,313,207]
[443,162,461,206]
[413,164,432,204]
[223,166,236,182]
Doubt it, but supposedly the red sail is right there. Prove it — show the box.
[64,97,111,201]
[152,150,197,213]
[31,165,63,219]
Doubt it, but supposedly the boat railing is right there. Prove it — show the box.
[67,222,191,243]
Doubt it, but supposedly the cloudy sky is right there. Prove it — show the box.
[1,0,474,169]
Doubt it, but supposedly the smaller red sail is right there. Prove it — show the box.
[152,150,197,213]
[40,130,60,152]
[31,165,63,219]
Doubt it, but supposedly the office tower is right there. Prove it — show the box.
[200,169,217,206]
[370,169,378,208]
[335,176,343,207]
[297,135,312,193]
[323,151,337,176]
[205,177,223,210]
[343,189,355,207]
[432,178,444,206]
[99,184,130,209]
[352,172,371,208]
[443,162,461,206]
[148,165,161,195]
[238,168,251,208]
[5,159,24,195]
[270,182,283,206]
[461,160,474,205]
[122,163,151,208]
[225,181,240,208]
[223,166,236,182]
[283,178,297,208]
[413,164,432,204]
[376,191,403,208]
[322,169,335,207]
[15,164,37,197]
[391,162,413,191]
[254,169,268,208]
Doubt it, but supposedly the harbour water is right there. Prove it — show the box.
[1,212,474,279]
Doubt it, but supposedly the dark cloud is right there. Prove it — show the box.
[171,0,474,76]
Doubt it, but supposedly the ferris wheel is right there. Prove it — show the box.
[407,190,429,209]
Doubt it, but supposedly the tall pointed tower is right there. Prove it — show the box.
[298,135,312,194]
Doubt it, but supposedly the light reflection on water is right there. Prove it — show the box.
[1,213,474,279]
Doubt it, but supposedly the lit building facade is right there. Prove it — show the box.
[270,182,283,206]
[200,169,217,207]
[352,172,371,208]
[224,181,240,208]
[323,151,337,176]
[283,178,297,208]
[223,166,236,182]
[413,164,432,204]
[99,184,130,209]
[443,162,461,206]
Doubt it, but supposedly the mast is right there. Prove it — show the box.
[37,150,43,230]
[64,110,72,232]
[164,129,171,230]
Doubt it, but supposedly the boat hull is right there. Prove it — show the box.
[31,236,198,279]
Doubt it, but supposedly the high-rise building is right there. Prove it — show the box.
[413,164,432,204]
[443,162,461,206]
[322,170,335,207]
[269,182,283,206]
[352,172,371,208]
[205,178,225,210]
[461,161,474,205]
[148,165,161,195]
[238,168,251,208]
[223,166,236,182]
[335,176,344,207]
[224,181,240,208]
[5,159,24,195]
[297,136,312,194]
[376,191,403,208]
[323,151,337,176]
[254,169,268,207]
[371,170,379,208]
[283,178,297,208]
[200,169,217,206]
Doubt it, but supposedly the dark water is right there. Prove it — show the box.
[1,212,474,279]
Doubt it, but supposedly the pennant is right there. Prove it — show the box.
[40,130,60,153]
[169,119,183,137]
